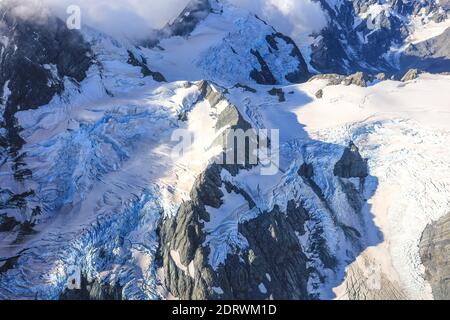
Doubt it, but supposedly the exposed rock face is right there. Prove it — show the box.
[214,202,312,300]
[420,213,450,300]
[163,0,212,38]
[248,32,310,85]
[265,32,310,84]
[309,72,371,87]
[233,83,257,93]
[268,88,286,102]
[334,142,369,179]
[127,51,166,82]
[311,0,450,75]
[0,255,20,275]
[159,165,317,299]
[250,49,277,85]
[0,214,19,232]
[158,164,223,300]
[345,72,370,87]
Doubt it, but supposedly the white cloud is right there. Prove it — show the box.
[1,0,192,39]
[0,0,327,41]
[227,0,327,40]
[46,0,193,39]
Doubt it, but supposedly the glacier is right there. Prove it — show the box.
[0,0,449,300]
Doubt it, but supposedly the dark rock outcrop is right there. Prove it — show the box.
[315,89,324,99]
[419,212,450,300]
[401,23,450,74]
[127,51,166,82]
[158,164,221,300]
[265,32,310,84]
[268,88,286,102]
[233,83,257,93]
[215,202,312,300]
[158,162,317,299]
[250,49,277,85]
[0,214,19,232]
[249,32,310,85]
[0,255,20,275]
[164,0,212,38]
[334,142,368,179]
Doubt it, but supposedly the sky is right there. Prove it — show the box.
[228,0,327,40]
[1,0,327,40]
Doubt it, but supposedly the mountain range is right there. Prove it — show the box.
[0,0,449,300]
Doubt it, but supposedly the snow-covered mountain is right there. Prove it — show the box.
[0,0,449,300]
[310,0,450,74]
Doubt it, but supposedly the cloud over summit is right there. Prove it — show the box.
[0,0,327,41]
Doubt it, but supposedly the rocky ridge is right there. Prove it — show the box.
[420,213,450,300]
[311,0,450,75]
[158,81,378,300]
